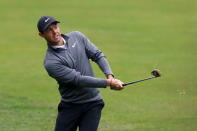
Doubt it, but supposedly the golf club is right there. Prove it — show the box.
[122,69,161,87]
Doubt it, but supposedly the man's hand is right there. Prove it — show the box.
[107,79,124,90]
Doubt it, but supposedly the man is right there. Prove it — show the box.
[37,16,124,131]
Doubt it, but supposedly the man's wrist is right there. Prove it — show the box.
[106,79,110,86]
[106,79,112,86]
[107,74,114,79]
[110,78,113,87]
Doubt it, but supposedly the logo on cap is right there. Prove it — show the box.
[45,18,50,23]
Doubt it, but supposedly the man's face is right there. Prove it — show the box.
[39,23,61,45]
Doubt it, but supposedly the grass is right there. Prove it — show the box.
[0,0,197,130]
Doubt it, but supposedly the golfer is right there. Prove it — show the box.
[37,16,124,131]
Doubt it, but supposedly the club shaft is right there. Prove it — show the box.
[123,76,156,86]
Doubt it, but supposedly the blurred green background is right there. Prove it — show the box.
[0,0,197,130]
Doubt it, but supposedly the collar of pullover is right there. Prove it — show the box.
[48,34,69,51]
[51,37,66,49]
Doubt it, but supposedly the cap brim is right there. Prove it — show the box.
[42,20,60,32]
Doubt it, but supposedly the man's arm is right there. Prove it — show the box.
[45,59,123,90]
[78,32,114,78]
[44,59,107,88]
[96,57,114,78]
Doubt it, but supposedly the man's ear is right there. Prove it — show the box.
[39,32,44,38]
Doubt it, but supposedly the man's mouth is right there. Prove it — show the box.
[54,34,60,40]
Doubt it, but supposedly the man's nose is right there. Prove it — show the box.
[52,28,58,34]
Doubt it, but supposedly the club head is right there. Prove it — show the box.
[151,69,161,77]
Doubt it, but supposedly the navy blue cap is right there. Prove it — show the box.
[37,16,60,32]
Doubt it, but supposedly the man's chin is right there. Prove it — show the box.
[48,40,60,45]
[47,37,62,46]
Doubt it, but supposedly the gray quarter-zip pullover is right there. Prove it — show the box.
[44,31,113,103]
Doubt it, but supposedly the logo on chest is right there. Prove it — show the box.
[72,41,77,48]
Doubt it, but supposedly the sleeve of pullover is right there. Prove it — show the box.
[96,57,113,77]
[44,59,107,88]
[77,31,114,77]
